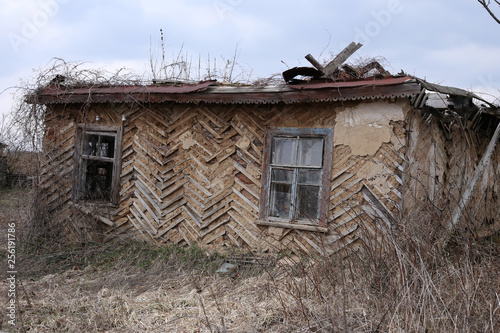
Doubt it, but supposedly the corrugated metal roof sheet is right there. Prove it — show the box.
[32,80,216,104]
[287,76,414,90]
[33,76,421,105]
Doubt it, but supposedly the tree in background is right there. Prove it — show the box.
[478,0,500,24]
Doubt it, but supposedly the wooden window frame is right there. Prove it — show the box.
[71,124,123,205]
[258,127,333,230]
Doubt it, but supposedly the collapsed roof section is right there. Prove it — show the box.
[409,78,500,130]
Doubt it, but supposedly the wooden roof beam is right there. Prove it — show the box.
[305,42,363,78]
[304,54,325,72]
[323,42,363,77]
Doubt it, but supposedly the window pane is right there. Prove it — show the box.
[99,135,115,158]
[298,138,323,166]
[84,160,114,201]
[298,169,321,185]
[272,138,297,165]
[269,183,292,219]
[271,168,293,182]
[84,134,99,156]
[297,185,320,220]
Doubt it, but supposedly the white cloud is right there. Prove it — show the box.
[139,1,220,29]
[1,0,500,119]
[428,43,500,72]
[0,69,33,118]
[422,43,500,93]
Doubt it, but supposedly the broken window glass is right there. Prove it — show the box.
[298,138,323,166]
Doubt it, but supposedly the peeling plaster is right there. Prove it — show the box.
[334,100,405,156]
[179,130,195,149]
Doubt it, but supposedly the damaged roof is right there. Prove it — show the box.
[32,75,421,105]
[411,78,500,118]
[29,41,499,118]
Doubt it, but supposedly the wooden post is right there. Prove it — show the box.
[448,120,500,233]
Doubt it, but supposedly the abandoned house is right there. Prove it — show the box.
[30,49,500,255]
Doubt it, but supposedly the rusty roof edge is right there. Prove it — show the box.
[32,77,422,105]
[31,80,217,103]
[35,86,421,105]
[92,79,215,93]
[286,75,416,90]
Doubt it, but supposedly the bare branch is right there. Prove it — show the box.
[478,0,500,24]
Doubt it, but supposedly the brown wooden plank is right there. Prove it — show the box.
[255,220,328,233]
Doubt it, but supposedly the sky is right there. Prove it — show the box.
[1,0,500,120]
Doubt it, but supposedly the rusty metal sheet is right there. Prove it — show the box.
[282,67,323,83]
[34,80,217,104]
[287,76,415,90]
[32,77,421,105]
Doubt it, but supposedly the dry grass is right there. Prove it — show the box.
[1,188,499,332]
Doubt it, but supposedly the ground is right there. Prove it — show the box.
[0,188,331,332]
[0,188,499,332]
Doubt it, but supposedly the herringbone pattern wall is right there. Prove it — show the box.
[41,100,406,254]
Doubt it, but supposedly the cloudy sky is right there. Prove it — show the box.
[1,0,500,118]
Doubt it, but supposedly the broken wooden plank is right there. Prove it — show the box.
[255,220,328,233]
[68,201,115,227]
[358,61,391,77]
[305,54,325,72]
[323,42,363,76]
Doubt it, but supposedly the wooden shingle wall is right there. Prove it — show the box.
[40,99,409,254]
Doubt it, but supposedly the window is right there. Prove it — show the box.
[259,128,333,227]
[72,125,122,204]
